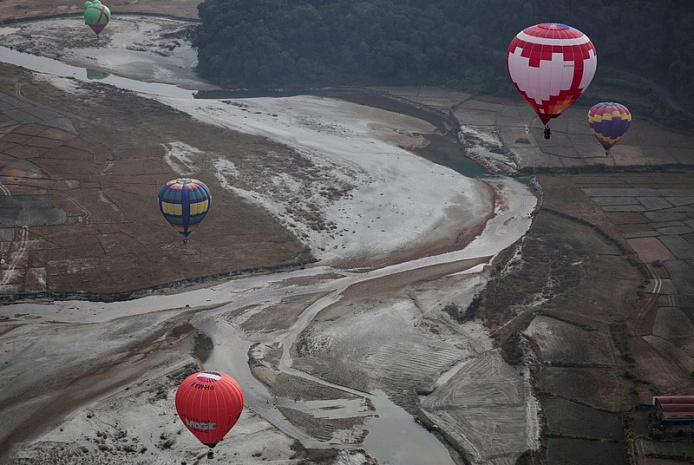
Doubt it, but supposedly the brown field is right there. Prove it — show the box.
[0,63,312,298]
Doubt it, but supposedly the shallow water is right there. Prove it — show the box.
[0,45,194,98]
[365,390,455,465]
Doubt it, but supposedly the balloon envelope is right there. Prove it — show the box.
[175,371,244,448]
[158,178,211,238]
[588,102,631,153]
[507,23,597,125]
[84,1,111,35]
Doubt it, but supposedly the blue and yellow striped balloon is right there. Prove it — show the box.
[158,178,211,241]
[588,102,632,155]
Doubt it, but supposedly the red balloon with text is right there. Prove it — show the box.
[175,371,244,449]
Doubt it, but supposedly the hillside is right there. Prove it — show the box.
[192,0,694,131]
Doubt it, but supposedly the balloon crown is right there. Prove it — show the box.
[198,371,223,381]
[538,23,571,30]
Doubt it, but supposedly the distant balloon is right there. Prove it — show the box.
[175,371,244,455]
[158,178,211,242]
[83,0,111,36]
[507,23,597,138]
[588,102,631,156]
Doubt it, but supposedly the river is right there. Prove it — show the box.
[0,36,537,465]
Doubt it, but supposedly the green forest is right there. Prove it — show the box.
[193,0,694,129]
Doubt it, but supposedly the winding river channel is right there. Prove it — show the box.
[0,40,538,465]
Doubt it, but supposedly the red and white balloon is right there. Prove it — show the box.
[507,23,597,126]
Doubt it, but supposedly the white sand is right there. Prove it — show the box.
[157,94,493,265]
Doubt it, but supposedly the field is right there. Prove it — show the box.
[0,62,312,297]
[389,87,694,464]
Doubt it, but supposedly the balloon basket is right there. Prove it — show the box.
[207,450,214,459]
